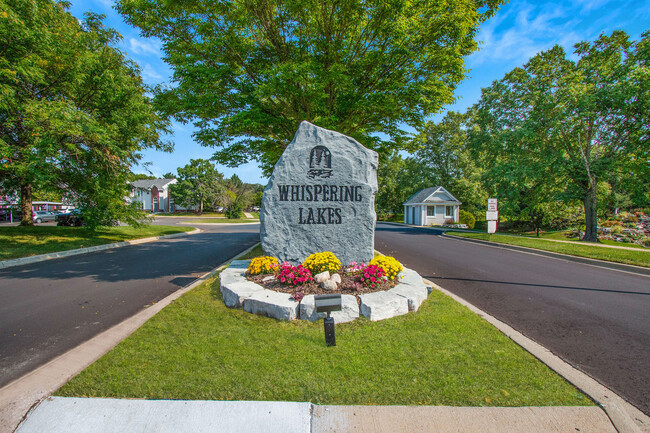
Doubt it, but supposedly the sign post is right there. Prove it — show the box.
[486,199,498,234]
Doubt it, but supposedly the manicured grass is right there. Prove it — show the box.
[448,232,650,267]
[238,243,265,259]
[378,213,404,223]
[56,270,590,407]
[158,212,226,218]
[0,226,194,261]
[185,218,259,224]
[534,230,649,250]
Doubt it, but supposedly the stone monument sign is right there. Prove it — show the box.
[260,121,378,265]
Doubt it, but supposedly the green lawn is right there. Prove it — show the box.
[185,218,259,224]
[448,232,650,267]
[532,230,649,250]
[0,225,194,261]
[378,213,404,223]
[56,260,590,407]
[158,212,226,217]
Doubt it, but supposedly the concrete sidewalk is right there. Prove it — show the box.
[16,397,616,433]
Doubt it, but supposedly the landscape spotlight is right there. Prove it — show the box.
[314,294,342,347]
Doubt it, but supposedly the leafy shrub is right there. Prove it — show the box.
[247,256,279,275]
[601,220,623,227]
[358,264,386,288]
[225,204,244,219]
[369,255,403,280]
[459,210,476,229]
[642,237,650,247]
[276,262,313,286]
[610,225,624,234]
[302,252,341,275]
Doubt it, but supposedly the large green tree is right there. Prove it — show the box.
[412,111,487,214]
[221,174,255,219]
[169,159,224,213]
[474,31,649,241]
[117,0,504,174]
[0,0,170,226]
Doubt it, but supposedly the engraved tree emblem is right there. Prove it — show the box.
[307,146,333,179]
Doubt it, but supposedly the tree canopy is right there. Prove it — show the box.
[474,31,649,241]
[169,158,224,213]
[117,0,504,174]
[0,0,171,226]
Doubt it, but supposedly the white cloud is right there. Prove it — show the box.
[129,38,161,56]
[141,63,163,83]
[469,2,585,67]
[94,0,115,9]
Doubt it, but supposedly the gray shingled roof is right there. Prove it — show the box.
[130,179,175,190]
[403,186,461,205]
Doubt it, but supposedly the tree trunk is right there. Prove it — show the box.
[199,199,203,215]
[582,185,599,242]
[20,182,33,226]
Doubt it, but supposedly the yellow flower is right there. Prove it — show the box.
[302,252,341,275]
[247,256,279,275]
[369,256,403,280]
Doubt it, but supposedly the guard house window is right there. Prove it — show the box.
[427,206,435,217]
[445,206,454,217]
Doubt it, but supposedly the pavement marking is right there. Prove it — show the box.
[442,233,650,278]
[0,229,202,270]
[0,242,260,433]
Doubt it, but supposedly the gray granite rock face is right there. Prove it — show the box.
[219,266,265,308]
[389,284,428,312]
[243,290,300,321]
[261,121,378,265]
[299,294,359,323]
[358,291,409,321]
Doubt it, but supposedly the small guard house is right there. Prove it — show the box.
[403,186,461,226]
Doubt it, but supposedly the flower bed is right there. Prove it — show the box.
[219,256,431,322]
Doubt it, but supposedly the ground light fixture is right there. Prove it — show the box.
[314,294,342,347]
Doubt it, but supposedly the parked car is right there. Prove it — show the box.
[56,209,85,227]
[0,209,20,222]
[33,210,58,223]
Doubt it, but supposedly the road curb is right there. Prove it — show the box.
[443,233,650,277]
[422,278,649,433]
[0,241,259,433]
[0,229,202,271]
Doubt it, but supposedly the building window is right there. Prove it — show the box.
[427,206,435,216]
[445,206,454,217]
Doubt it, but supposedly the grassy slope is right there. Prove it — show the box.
[448,232,649,267]
[56,272,590,407]
[0,226,194,261]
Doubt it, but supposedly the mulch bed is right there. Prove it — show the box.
[246,272,398,296]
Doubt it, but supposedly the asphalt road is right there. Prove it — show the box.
[0,220,260,388]
[374,222,650,415]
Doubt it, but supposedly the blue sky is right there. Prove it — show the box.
[67,0,649,184]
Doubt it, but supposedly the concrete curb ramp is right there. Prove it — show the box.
[0,229,201,270]
[15,397,615,433]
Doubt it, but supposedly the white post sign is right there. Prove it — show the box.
[486,198,498,234]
